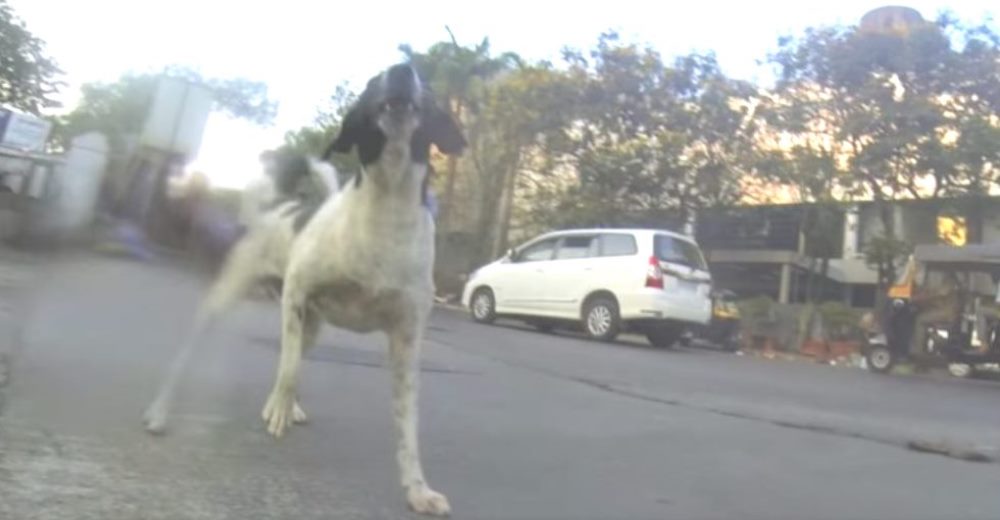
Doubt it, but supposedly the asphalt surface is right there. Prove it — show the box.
[1,253,999,520]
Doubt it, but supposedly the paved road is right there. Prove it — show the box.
[1,254,999,520]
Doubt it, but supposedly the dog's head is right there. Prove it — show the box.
[324,63,466,165]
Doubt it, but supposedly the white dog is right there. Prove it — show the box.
[143,63,466,516]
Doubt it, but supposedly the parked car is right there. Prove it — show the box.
[461,228,713,347]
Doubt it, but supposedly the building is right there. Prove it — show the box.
[695,197,1000,308]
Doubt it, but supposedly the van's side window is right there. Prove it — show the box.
[556,236,599,260]
[600,234,638,257]
[516,239,558,262]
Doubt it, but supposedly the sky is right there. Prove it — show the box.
[9,0,999,188]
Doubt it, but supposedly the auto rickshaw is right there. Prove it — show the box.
[864,244,1000,374]
[680,289,742,351]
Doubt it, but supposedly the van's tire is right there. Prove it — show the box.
[647,323,683,348]
[470,288,497,324]
[583,297,621,342]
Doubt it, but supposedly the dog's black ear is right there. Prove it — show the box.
[324,102,387,165]
[424,102,467,156]
[323,105,364,160]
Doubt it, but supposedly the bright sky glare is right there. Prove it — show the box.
[9,0,998,188]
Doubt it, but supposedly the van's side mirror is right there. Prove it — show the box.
[505,249,516,262]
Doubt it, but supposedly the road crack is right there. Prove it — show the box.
[435,339,997,465]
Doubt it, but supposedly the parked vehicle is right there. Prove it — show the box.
[679,289,742,351]
[461,228,712,347]
[863,244,1000,374]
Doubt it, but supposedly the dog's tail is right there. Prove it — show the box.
[308,157,339,200]
[239,155,339,230]
[239,173,277,230]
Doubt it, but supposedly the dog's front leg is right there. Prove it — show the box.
[389,318,450,516]
[262,278,307,438]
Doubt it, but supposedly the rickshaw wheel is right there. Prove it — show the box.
[867,345,895,374]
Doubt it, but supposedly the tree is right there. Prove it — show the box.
[56,66,277,151]
[758,145,846,302]
[544,34,761,229]
[465,63,581,261]
[863,234,912,296]
[932,18,1000,243]
[767,14,1000,266]
[0,0,61,113]
[400,36,522,232]
[281,84,360,180]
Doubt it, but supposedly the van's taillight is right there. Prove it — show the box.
[645,256,664,289]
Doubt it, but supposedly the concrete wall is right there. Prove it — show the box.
[48,133,109,238]
[856,201,986,248]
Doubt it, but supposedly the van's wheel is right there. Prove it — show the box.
[866,345,895,374]
[583,297,621,342]
[470,288,497,324]
[647,323,683,348]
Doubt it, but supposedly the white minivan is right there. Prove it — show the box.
[461,228,713,347]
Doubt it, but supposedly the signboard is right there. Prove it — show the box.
[140,77,214,158]
[0,108,53,152]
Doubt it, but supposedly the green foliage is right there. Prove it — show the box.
[400,36,524,246]
[56,74,156,150]
[279,17,1000,282]
[817,301,863,341]
[738,295,777,321]
[281,85,360,178]
[400,36,523,118]
[766,16,1000,242]
[0,0,62,113]
[863,234,912,286]
[548,34,761,227]
[56,66,276,151]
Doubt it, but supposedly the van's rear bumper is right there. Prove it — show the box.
[620,288,711,325]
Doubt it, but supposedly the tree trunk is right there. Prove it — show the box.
[877,200,898,287]
[805,257,816,303]
[473,171,503,267]
[819,256,830,302]
[438,156,459,233]
[493,160,519,259]
[437,100,464,233]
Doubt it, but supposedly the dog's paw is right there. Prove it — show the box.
[407,485,451,517]
[262,389,295,438]
[142,404,168,435]
[292,400,308,424]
